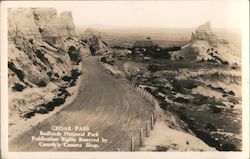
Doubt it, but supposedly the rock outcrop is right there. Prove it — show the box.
[173,21,240,65]
[80,29,113,55]
[8,8,90,121]
[191,22,217,43]
[87,34,113,55]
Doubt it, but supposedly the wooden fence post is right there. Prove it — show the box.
[140,128,144,146]
[131,137,135,151]
[151,114,154,129]
[146,121,150,137]
[153,109,157,122]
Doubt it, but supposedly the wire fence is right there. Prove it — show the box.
[125,81,160,151]
[99,57,160,151]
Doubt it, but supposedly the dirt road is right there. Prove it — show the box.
[9,56,153,151]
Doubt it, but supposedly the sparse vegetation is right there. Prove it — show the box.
[36,80,47,87]
[8,61,25,81]
[52,97,65,106]
[209,105,223,113]
[148,64,160,72]
[173,97,190,104]
[68,46,82,64]
[12,83,26,92]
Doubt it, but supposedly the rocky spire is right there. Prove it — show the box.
[191,21,217,43]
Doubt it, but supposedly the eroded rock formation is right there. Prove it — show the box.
[173,21,240,65]
[8,8,90,120]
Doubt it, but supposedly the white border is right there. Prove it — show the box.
[1,1,249,159]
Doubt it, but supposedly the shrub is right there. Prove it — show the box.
[37,80,47,87]
[221,60,229,65]
[155,145,168,151]
[71,69,81,80]
[62,75,71,82]
[148,64,160,72]
[36,106,48,114]
[155,95,165,101]
[157,85,167,93]
[183,81,198,89]
[35,50,50,66]
[68,46,81,64]
[52,98,65,106]
[100,57,107,63]
[173,97,190,104]
[44,102,54,111]
[21,111,35,118]
[192,94,208,105]
[205,123,217,131]
[28,38,34,44]
[100,56,114,65]
[47,71,52,77]
[228,90,235,96]
[179,113,188,121]
[89,45,96,54]
[222,143,237,151]
[58,88,70,97]
[12,83,26,92]
[209,105,222,113]
[70,81,76,86]
[54,73,59,78]
[228,97,239,104]
[8,62,25,81]
[159,101,169,110]
[145,87,153,93]
[215,87,225,93]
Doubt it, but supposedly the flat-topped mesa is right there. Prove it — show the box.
[8,8,76,49]
[191,21,218,43]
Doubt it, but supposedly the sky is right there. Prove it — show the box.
[55,1,244,29]
[5,1,246,28]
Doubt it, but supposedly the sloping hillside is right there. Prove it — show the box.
[8,8,91,125]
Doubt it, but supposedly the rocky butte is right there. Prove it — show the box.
[173,21,240,65]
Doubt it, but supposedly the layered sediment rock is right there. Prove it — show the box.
[8,8,43,42]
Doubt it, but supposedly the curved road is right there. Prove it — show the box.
[9,56,153,151]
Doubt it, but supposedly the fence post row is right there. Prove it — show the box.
[126,80,160,151]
